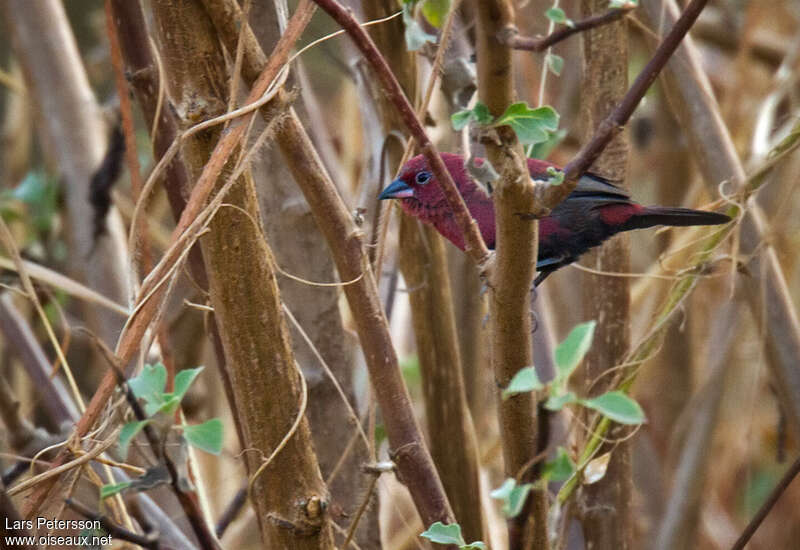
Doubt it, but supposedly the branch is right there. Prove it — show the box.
[730,452,800,550]
[66,498,161,550]
[311,0,490,266]
[637,0,800,437]
[575,1,633,548]
[498,7,635,52]
[653,300,738,550]
[197,0,456,531]
[22,0,314,522]
[108,0,238,443]
[88,331,219,550]
[1,480,32,549]
[215,485,247,539]
[474,1,546,548]
[0,293,79,423]
[541,0,709,209]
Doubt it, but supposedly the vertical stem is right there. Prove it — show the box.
[577,1,632,549]
[147,0,334,547]
[276,113,456,529]
[472,1,547,549]
[363,0,487,541]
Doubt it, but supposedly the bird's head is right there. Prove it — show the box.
[378,153,470,208]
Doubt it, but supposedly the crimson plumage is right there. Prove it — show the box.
[379,153,730,285]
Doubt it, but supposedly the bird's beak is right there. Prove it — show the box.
[379,179,414,200]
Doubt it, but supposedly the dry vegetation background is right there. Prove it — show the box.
[0,0,800,549]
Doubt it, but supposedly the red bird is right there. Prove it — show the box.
[379,153,730,285]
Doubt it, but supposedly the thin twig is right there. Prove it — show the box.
[342,473,380,550]
[543,0,709,210]
[94,333,219,550]
[7,432,117,497]
[104,0,149,288]
[66,498,161,550]
[312,0,490,266]
[499,7,635,52]
[215,486,247,539]
[730,452,800,550]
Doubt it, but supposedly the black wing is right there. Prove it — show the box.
[568,173,630,202]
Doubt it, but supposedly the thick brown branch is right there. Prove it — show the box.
[499,7,634,52]
[196,0,455,533]
[577,1,632,547]
[22,0,314,521]
[276,111,455,529]
[311,0,490,265]
[473,1,546,549]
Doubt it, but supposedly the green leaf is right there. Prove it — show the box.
[462,543,487,550]
[542,447,576,482]
[451,110,473,131]
[490,478,533,518]
[554,321,596,382]
[420,522,466,546]
[544,391,577,411]
[174,367,204,400]
[100,481,131,499]
[128,363,167,403]
[421,0,450,27]
[471,103,493,125]
[581,391,646,425]
[494,103,560,146]
[546,53,564,76]
[502,366,543,400]
[609,0,637,8]
[12,172,59,233]
[546,166,565,185]
[545,7,570,25]
[403,3,437,51]
[527,128,567,160]
[118,420,149,459]
[146,395,182,417]
[451,102,493,131]
[183,418,224,455]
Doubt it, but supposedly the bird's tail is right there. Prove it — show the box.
[624,206,731,231]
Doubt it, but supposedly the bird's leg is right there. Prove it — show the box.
[529,286,539,335]
[533,270,553,287]
[477,250,496,290]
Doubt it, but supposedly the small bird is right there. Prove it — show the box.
[379,153,730,285]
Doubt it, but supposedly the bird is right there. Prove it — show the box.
[379,153,731,286]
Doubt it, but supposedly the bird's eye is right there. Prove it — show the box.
[415,171,432,185]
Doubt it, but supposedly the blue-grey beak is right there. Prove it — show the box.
[379,178,414,200]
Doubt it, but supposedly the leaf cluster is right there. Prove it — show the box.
[101,363,223,499]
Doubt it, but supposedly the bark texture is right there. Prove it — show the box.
[473,1,547,548]
[363,0,486,541]
[399,221,488,543]
[247,1,377,546]
[108,0,237,443]
[578,1,633,548]
[149,1,333,547]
